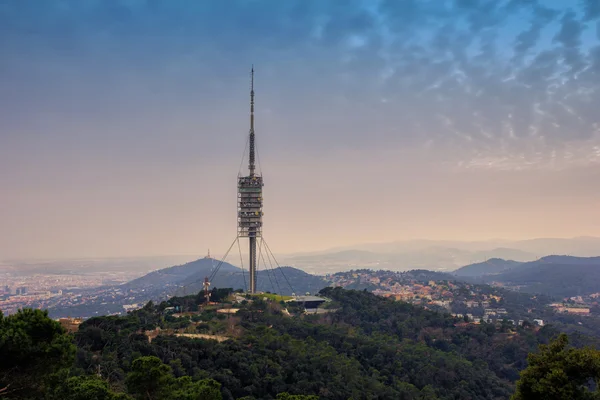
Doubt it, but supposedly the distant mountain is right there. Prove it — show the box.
[125,257,328,297]
[177,266,328,296]
[291,237,600,265]
[525,255,600,266]
[481,256,600,297]
[124,257,240,289]
[454,258,523,277]
[315,240,505,254]
[509,237,600,257]
[46,259,327,318]
[405,269,456,281]
[469,248,535,263]
[281,237,600,273]
[315,237,600,256]
[279,246,536,273]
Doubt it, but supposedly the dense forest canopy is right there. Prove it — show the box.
[2,287,600,399]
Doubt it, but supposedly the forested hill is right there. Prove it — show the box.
[7,287,599,399]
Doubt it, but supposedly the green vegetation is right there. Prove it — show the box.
[512,333,600,399]
[46,374,132,400]
[249,293,293,301]
[125,356,222,400]
[0,309,75,398]
[2,288,600,399]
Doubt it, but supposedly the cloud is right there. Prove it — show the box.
[582,0,600,21]
[513,3,559,60]
[0,0,599,171]
[553,9,585,69]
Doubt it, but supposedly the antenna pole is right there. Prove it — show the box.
[249,66,256,177]
[248,66,257,293]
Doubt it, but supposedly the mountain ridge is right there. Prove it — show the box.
[294,237,600,257]
[125,257,327,297]
[458,255,600,297]
[454,258,522,277]
[124,257,240,289]
[279,237,600,273]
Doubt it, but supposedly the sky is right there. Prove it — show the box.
[1,0,600,259]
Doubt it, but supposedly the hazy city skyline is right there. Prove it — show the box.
[1,0,599,259]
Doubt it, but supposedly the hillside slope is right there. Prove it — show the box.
[454,258,523,277]
[125,256,328,296]
[73,287,571,399]
[484,256,600,297]
[124,257,240,289]
[180,266,328,296]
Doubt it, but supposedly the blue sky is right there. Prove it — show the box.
[1,0,599,258]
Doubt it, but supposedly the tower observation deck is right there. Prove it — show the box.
[238,67,262,293]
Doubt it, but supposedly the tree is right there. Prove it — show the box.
[143,301,155,312]
[47,374,132,400]
[210,288,233,303]
[275,394,319,400]
[126,356,222,400]
[126,356,173,400]
[0,309,75,398]
[512,333,600,400]
[169,376,222,400]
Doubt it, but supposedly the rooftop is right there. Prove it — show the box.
[286,295,327,303]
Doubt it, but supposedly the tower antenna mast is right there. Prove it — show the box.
[249,65,255,177]
[237,66,263,293]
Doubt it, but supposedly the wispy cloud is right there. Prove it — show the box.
[1,0,600,256]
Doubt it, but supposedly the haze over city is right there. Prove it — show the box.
[2,0,599,259]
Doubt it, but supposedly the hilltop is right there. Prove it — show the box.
[124,257,240,289]
[127,258,327,296]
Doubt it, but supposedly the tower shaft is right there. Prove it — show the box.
[249,237,257,293]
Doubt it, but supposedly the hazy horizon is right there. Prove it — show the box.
[2,0,599,259]
[2,235,600,262]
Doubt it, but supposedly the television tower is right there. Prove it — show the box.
[237,66,263,294]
